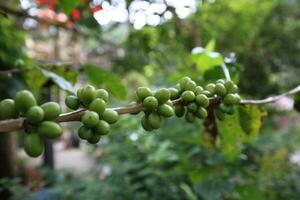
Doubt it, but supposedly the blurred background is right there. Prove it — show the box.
[0,0,300,199]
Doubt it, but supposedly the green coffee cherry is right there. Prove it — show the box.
[80,85,96,105]
[224,81,238,93]
[195,94,209,107]
[185,112,195,123]
[65,95,80,110]
[89,98,106,115]
[154,88,170,104]
[76,87,84,100]
[165,100,173,106]
[0,99,18,119]
[157,104,174,118]
[169,88,179,100]
[147,113,162,129]
[37,121,63,139]
[215,110,225,121]
[179,76,191,90]
[194,86,204,95]
[14,90,37,113]
[41,102,61,120]
[187,102,198,113]
[100,109,119,124]
[202,90,213,97]
[143,96,158,111]
[95,89,109,102]
[196,107,208,119]
[141,115,153,131]
[216,79,225,84]
[93,120,110,135]
[234,93,241,104]
[82,111,99,128]
[87,134,101,144]
[215,83,227,96]
[175,106,185,117]
[224,93,237,105]
[181,91,195,103]
[136,87,152,102]
[26,106,44,124]
[184,80,197,92]
[24,133,44,157]
[78,125,93,140]
[205,83,216,94]
[219,103,234,115]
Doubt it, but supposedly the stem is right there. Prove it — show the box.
[221,62,231,81]
[0,85,299,133]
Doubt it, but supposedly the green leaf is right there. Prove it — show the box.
[180,183,199,200]
[294,93,300,112]
[57,0,80,15]
[218,105,264,160]
[40,69,76,94]
[25,69,47,89]
[205,39,216,52]
[235,184,265,200]
[239,105,263,138]
[190,51,223,74]
[84,65,127,99]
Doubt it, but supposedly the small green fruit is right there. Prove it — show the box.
[165,100,173,106]
[26,106,44,124]
[14,90,37,113]
[141,115,153,131]
[87,134,101,144]
[65,95,80,110]
[157,104,174,118]
[224,81,238,93]
[219,103,234,114]
[224,93,237,105]
[148,113,162,129]
[185,112,195,123]
[24,133,44,157]
[195,94,209,107]
[82,111,99,128]
[37,121,63,139]
[41,102,61,120]
[143,96,158,110]
[89,98,106,115]
[95,89,109,102]
[194,86,204,95]
[202,90,213,97]
[187,102,198,113]
[179,76,191,90]
[169,88,179,100]
[196,107,208,119]
[216,79,225,84]
[215,83,227,96]
[78,125,93,140]
[100,109,119,124]
[154,88,170,104]
[80,85,96,105]
[205,83,216,94]
[234,93,241,104]
[215,110,225,121]
[181,91,195,103]
[175,106,185,117]
[76,87,84,100]
[136,87,152,102]
[0,99,18,119]
[184,80,197,92]
[94,120,110,135]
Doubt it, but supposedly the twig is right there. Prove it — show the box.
[0,85,299,133]
[240,85,300,105]
[221,62,231,81]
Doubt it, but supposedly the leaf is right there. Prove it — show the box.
[218,105,264,160]
[235,184,265,200]
[190,51,223,74]
[84,65,127,99]
[25,69,47,89]
[40,69,76,94]
[218,112,246,161]
[239,105,263,138]
[180,183,199,200]
[57,0,80,15]
[205,39,216,52]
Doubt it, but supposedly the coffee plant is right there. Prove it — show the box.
[0,75,299,158]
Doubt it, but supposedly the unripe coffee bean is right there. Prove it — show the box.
[196,107,208,119]
[175,106,185,117]
[181,91,195,103]
[15,90,37,113]
[157,104,174,118]
[147,113,162,129]
[224,81,238,93]
[87,134,101,144]
[26,106,44,124]
[194,86,204,95]
[100,109,119,124]
[215,83,227,96]
[224,93,237,105]
[0,99,18,119]
[65,95,80,110]
[143,96,158,111]
[187,102,198,113]
[78,125,93,140]
[169,88,179,100]
[89,98,106,115]
[154,88,170,104]
[93,120,110,135]
[205,83,216,94]
[141,115,153,131]
[95,89,109,102]
[37,121,63,139]
[80,85,96,105]
[136,87,152,102]
[41,102,61,120]
[195,94,209,107]
[24,133,44,157]
[82,111,99,128]
[185,112,195,123]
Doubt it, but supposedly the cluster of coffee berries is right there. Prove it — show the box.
[0,90,62,157]
[65,85,119,144]
[135,87,175,131]
[173,77,240,122]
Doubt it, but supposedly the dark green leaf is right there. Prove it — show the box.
[40,69,76,94]
[84,65,127,99]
